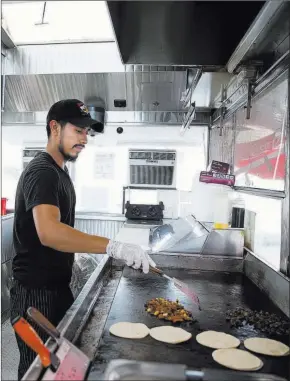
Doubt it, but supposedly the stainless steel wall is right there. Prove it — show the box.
[1,215,15,321]
[1,215,15,262]
[74,218,124,239]
[244,251,290,318]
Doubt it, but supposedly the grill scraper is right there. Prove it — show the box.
[149,265,201,310]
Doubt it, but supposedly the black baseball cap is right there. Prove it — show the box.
[47,99,104,132]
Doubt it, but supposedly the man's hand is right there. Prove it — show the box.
[106,240,156,274]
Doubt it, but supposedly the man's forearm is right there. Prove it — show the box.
[41,221,109,254]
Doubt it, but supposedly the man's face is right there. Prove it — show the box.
[56,122,89,162]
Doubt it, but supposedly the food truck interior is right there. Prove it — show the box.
[1,1,289,380]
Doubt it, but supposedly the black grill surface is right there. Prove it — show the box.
[89,268,289,379]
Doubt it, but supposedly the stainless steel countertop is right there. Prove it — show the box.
[75,213,176,222]
[75,212,126,221]
[2,212,127,221]
[2,211,176,222]
[1,214,14,221]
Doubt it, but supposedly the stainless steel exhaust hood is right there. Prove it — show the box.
[3,70,187,112]
[107,1,265,67]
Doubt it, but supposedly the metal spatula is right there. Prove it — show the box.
[149,265,201,310]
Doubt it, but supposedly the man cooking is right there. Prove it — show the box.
[11,99,155,379]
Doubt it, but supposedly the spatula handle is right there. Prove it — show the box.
[149,265,164,276]
[27,307,60,341]
[12,316,52,368]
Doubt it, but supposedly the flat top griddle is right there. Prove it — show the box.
[89,268,289,379]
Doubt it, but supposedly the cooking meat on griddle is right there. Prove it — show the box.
[226,307,290,336]
[145,297,193,323]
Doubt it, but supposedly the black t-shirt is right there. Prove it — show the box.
[12,152,76,288]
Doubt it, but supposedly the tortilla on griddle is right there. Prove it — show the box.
[212,348,263,371]
[109,322,149,339]
[244,338,290,357]
[196,330,240,349]
[149,326,192,344]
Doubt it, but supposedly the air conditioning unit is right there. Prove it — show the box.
[129,150,176,188]
[22,147,45,170]
[22,147,76,182]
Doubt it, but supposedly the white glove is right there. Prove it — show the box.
[106,240,156,274]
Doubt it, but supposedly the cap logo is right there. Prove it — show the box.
[77,103,89,116]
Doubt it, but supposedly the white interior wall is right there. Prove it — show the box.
[2,125,46,210]
[236,192,282,270]
[2,124,207,216]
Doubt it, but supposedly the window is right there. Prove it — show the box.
[234,75,288,191]
[2,1,115,45]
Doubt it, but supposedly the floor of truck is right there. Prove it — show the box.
[1,318,19,380]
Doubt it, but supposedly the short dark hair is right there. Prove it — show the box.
[46,120,67,139]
